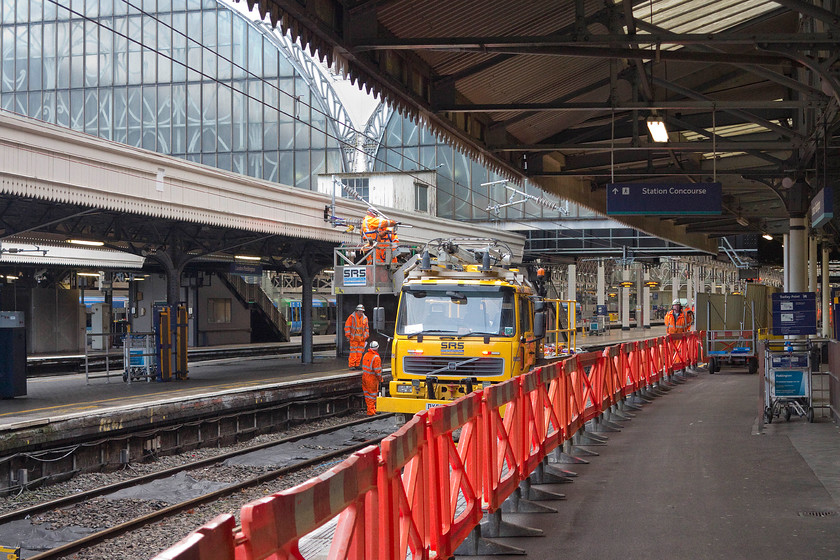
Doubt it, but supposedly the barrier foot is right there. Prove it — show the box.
[481,510,544,538]
[575,430,608,446]
[646,387,667,398]
[456,525,526,556]
[570,445,600,457]
[550,447,590,464]
[629,393,653,405]
[529,462,574,484]
[502,487,558,513]
[653,381,674,391]
[621,400,643,412]
[588,418,621,433]
[684,366,701,376]
[609,408,634,422]
[520,477,566,500]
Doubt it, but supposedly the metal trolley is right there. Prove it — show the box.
[705,301,758,374]
[763,340,814,423]
[123,332,158,382]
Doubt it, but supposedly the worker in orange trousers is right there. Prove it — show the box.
[344,304,369,369]
[361,340,383,415]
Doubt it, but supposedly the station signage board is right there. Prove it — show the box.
[230,263,262,276]
[606,183,721,215]
[771,292,817,336]
[810,186,833,229]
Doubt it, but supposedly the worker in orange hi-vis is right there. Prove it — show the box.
[344,304,369,370]
[380,225,400,264]
[664,299,690,334]
[361,209,397,264]
[361,340,383,415]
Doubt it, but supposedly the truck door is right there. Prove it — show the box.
[519,297,536,372]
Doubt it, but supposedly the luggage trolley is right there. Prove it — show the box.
[764,340,814,423]
[123,332,157,382]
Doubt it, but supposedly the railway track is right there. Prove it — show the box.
[0,414,395,560]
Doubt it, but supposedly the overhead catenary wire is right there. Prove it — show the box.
[38,0,698,260]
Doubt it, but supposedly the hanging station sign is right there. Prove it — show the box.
[606,183,722,215]
[810,186,833,229]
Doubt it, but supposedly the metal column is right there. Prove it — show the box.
[822,243,830,337]
[783,234,790,291]
[596,259,605,311]
[809,235,818,293]
[567,264,576,303]
[643,267,651,329]
[788,217,807,292]
[621,267,630,331]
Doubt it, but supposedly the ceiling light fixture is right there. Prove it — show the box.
[736,216,750,227]
[69,239,104,246]
[762,233,773,241]
[646,115,669,142]
[234,255,261,261]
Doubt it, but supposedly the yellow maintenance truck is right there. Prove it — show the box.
[375,238,547,416]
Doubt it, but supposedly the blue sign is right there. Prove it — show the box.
[230,263,262,276]
[596,305,608,316]
[773,370,807,398]
[771,292,817,336]
[606,183,721,215]
[810,186,833,229]
[342,266,367,286]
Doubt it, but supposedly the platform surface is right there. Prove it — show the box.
[472,365,840,559]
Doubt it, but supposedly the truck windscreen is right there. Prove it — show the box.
[396,287,516,337]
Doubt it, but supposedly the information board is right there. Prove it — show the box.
[606,183,721,215]
[771,292,817,336]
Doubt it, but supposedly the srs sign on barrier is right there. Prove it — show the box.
[607,183,721,215]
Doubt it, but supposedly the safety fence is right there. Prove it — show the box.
[153,331,704,560]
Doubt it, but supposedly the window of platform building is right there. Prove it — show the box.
[0,0,345,190]
[207,298,232,324]
[374,112,569,222]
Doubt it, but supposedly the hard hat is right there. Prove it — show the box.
[355,304,365,311]
[369,341,379,350]
[672,299,681,305]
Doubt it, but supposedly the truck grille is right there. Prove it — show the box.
[402,356,505,377]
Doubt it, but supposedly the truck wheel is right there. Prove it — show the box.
[748,357,758,375]
[709,357,717,374]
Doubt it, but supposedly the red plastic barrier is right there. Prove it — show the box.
[378,415,430,560]
[150,514,236,560]
[533,365,564,459]
[482,378,522,512]
[426,392,483,558]
[154,333,709,560]
[235,446,380,560]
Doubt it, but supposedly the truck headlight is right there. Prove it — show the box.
[396,384,414,394]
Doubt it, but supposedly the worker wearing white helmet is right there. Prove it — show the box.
[361,340,383,415]
[344,304,369,370]
[665,298,690,334]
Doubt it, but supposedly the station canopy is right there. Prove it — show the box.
[241,0,840,254]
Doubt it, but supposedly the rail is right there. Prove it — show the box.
[543,298,577,357]
[154,331,704,560]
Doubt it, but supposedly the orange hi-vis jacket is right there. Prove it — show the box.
[344,312,369,341]
[362,214,397,244]
[361,348,383,415]
[665,308,690,334]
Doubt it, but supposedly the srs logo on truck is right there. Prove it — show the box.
[342,267,367,286]
[441,341,465,354]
